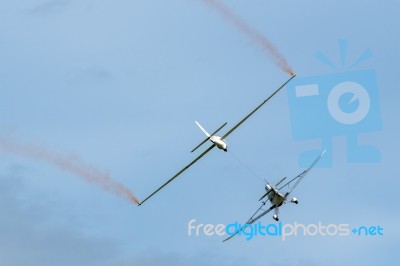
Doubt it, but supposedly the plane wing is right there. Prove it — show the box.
[223,203,276,242]
[247,204,277,225]
[278,149,326,194]
[220,74,295,140]
[139,144,216,205]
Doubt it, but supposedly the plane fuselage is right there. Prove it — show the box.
[210,136,228,152]
[267,188,286,206]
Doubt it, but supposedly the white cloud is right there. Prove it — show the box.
[28,0,71,16]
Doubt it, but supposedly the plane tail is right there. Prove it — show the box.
[195,121,210,137]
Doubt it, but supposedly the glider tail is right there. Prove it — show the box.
[195,121,211,137]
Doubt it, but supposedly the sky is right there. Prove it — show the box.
[0,0,399,265]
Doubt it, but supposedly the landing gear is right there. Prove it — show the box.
[273,214,279,221]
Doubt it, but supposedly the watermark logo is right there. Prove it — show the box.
[287,39,382,167]
[188,219,384,241]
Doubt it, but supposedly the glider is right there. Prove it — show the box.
[139,74,296,205]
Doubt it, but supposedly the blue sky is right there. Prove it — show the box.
[0,0,398,265]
